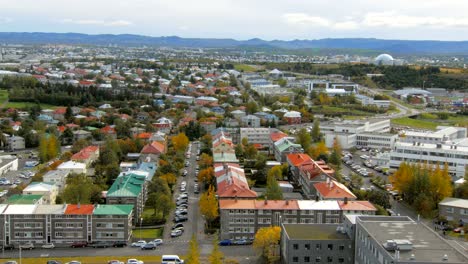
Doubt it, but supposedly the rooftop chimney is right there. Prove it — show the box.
[285,200,289,205]
[235,195,238,202]
[264,196,268,205]
[344,197,348,205]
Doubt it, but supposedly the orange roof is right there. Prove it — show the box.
[287,153,313,167]
[219,199,300,210]
[338,200,377,211]
[71,146,99,161]
[100,126,116,134]
[314,180,356,199]
[65,204,94,215]
[54,107,67,115]
[141,141,165,154]
[57,126,66,133]
[270,131,288,142]
[136,132,152,139]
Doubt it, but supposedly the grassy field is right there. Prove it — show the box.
[133,228,163,239]
[5,101,60,109]
[0,89,8,104]
[0,255,163,264]
[391,117,438,130]
[234,64,260,72]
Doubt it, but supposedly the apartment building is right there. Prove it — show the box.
[0,156,18,176]
[215,163,257,200]
[356,132,398,149]
[42,169,71,191]
[106,171,147,224]
[438,198,468,224]
[354,216,468,264]
[240,128,274,150]
[0,204,133,246]
[274,137,304,162]
[297,159,335,199]
[389,140,468,178]
[241,115,261,128]
[219,199,376,240]
[281,224,354,264]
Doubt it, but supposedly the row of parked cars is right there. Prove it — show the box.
[130,239,163,250]
[1,240,130,250]
[219,239,253,246]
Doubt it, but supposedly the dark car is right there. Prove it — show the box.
[91,241,112,248]
[172,223,184,230]
[141,242,156,250]
[112,241,127,248]
[174,216,188,223]
[71,241,88,248]
[2,244,14,250]
[219,239,232,246]
[47,261,62,264]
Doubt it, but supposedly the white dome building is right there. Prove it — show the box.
[375,54,394,65]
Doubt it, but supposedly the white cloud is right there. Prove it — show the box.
[362,12,468,28]
[333,21,359,30]
[62,19,132,27]
[0,17,12,24]
[283,13,330,27]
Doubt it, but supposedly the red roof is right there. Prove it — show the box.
[65,204,94,215]
[136,132,152,139]
[79,80,95,86]
[314,180,356,200]
[338,200,377,211]
[71,146,99,161]
[57,126,66,133]
[270,132,288,142]
[53,107,67,115]
[100,126,116,134]
[287,153,313,167]
[141,141,165,155]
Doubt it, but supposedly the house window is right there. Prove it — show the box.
[328,244,333,250]
[446,208,454,213]
[316,244,322,250]
[293,244,299,250]
[304,256,310,262]
[293,257,299,262]
[315,257,321,262]
[339,245,345,251]
[305,244,310,250]
[327,256,333,262]
[338,258,344,263]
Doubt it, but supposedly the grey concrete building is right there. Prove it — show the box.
[438,197,468,225]
[281,223,354,264]
[355,216,468,264]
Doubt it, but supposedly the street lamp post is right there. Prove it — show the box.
[139,218,143,241]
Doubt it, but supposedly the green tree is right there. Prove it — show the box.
[64,106,74,122]
[267,165,283,181]
[265,173,283,200]
[62,174,104,204]
[296,128,312,150]
[253,226,281,264]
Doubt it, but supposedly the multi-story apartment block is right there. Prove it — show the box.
[274,137,304,162]
[356,132,398,150]
[219,199,376,240]
[106,172,147,224]
[241,115,261,128]
[438,198,468,225]
[0,204,133,246]
[389,140,468,179]
[240,128,274,150]
[42,169,71,191]
[354,216,468,264]
[281,223,354,264]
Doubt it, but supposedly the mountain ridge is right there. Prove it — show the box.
[1,32,468,55]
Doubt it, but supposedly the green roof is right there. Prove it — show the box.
[7,194,43,204]
[93,204,134,215]
[213,152,239,163]
[277,140,302,152]
[85,126,98,131]
[106,173,146,197]
[283,224,350,240]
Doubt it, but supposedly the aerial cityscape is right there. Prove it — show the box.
[0,1,468,264]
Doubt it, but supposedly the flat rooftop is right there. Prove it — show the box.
[283,224,350,240]
[358,216,468,263]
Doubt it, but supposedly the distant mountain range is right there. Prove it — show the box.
[1,32,468,55]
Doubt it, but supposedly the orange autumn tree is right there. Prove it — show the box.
[171,132,189,152]
[199,185,219,228]
[198,167,214,184]
[253,226,281,263]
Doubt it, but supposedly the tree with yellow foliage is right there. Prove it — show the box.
[199,185,219,228]
[160,173,177,186]
[267,165,283,181]
[198,153,213,169]
[198,167,214,184]
[171,132,189,153]
[209,233,224,264]
[186,234,200,264]
[307,140,328,160]
[253,226,281,263]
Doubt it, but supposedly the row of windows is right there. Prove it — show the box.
[293,243,347,251]
[14,232,43,238]
[292,256,345,263]
[95,232,124,238]
[394,149,468,160]
[55,222,83,228]
[55,232,83,238]
[14,223,42,229]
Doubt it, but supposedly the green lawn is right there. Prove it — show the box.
[133,228,163,239]
[391,117,438,130]
[234,64,259,72]
[0,89,8,104]
[5,101,60,109]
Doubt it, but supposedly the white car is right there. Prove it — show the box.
[41,243,55,249]
[152,239,163,246]
[127,259,144,264]
[131,240,146,247]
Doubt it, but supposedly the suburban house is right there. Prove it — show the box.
[215,163,257,200]
[274,137,304,162]
[57,161,87,174]
[22,182,59,204]
[42,169,71,191]
[140,141,166,156]
[438,197,468,225]
[71,145,100,167]
[298,160,335,199]
[6,136,25,151]
[314,180,356,201]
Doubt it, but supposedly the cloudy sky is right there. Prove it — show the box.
[1,0,468,41]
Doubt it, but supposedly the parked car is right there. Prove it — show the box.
[4,261,18,264]
[127,258,144,264]
[65,261,81,264]
[42,243,55,249]
[2,244,14,250]
[176,201,188,206]
[219,239,232,246]
[233,239,252,245]
[152,239,163,246]
[107,261,124,264]
[172,223,184,230]
[171,229,183,238]
[46,260,62,264]
[131,240,146,247]
[174,216,188,223]
[141,242,156,250]
[19,242,34,250]
[92,241,112,248]
[71,241,88,248]
[112,241,127,248]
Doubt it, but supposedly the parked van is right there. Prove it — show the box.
[162,255,184,264]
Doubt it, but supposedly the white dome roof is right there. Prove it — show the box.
[375,54,394,62]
